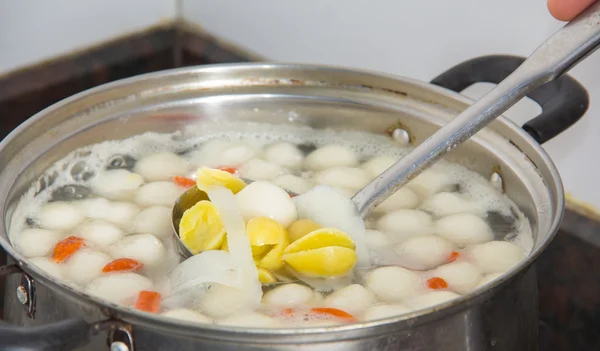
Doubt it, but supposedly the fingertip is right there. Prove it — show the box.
[547,0,595,21]
[547,0,574,21]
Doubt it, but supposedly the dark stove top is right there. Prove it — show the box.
[1,24,600,351]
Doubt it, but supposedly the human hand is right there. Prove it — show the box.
[548,0,596,21]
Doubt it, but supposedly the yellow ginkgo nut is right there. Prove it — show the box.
[195,167,247,194]
[287,219,322,242]
[257,268,278,284]
[179,200,226,254]
[282,246,357,278]
[283,228,355,255]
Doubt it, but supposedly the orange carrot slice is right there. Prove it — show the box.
[309,307,356,322]
[102,258,144,273]
[173,176,196,188]
[134,291,161,313]
[217,166,237,174]
[427,277,448,290]
[448,251,460,262]
[280,308,297,317]
[52,236,85,263]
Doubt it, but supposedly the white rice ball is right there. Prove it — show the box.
[77,220,124,247]
[435,213,494,245]
[236,181,297,227]
[365,229,391,250]
[475,273,503,289]
[29,257,65,279]
[262,283,314,308]
[362,303,412,321]
[86,273,153,304]
[130,206,172,238]
[313,167,370,191]
[375,188,420,213]
[322,284,375,314]
[331,186,355,198]
[14,228,61,258]
[238,159,284,181]
[406,291,460,310]
[38,202,84,231]
[420,192,484,217]
[198,284,253,319]
[218,313,280,328]
[109,234,166,267]
[430,261,482,294]
[77,198,112,220]
[135,181,184,207]
[310,291,324,306]
[105,202,141,227]
[304,145,358,171]
[188,138,231,168]
[468,241,525,274]
[263,142,304,169]
[134,152,190,182]
[162,309,213,324]
[271,174,313,194]
[394,235,454,270]
[361,155,397,179]
[365,266,422,302]
[90,169,144,200]
[406,168,455,198]
[65,249,112,285]
[218,142,260,167]
[376,209,433,240]
[78,198,140,228]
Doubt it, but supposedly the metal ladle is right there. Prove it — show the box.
[173,3,600,258]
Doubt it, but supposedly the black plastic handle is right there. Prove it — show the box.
[430,55,590,144]
[0,318,92,351]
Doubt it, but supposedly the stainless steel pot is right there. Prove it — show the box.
[0,55,589,351]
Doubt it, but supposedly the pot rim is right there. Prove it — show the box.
[0,62,564,340]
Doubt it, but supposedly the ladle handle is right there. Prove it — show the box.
[431,55,589,144]
[352,2,600,217]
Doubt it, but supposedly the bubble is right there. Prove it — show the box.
[35,171,59,195]
[486,211,516,239]
[50,184,91,202]
[70,161,94,182]
[106,155,136,170]
[296,143,317,155]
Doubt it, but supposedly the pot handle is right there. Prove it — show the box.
[430,55,589,144]
[0,318,93,351]
[0,263,94,351]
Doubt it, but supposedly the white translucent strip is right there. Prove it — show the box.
[206,186,262,310]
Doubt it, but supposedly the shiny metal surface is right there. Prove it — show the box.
[0,63,565,350]
[351,2,600,217]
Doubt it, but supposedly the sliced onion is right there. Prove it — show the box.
[293,185,370,268]
[165,250,239,309]
[206,186,262,310]
[169,250,239,294]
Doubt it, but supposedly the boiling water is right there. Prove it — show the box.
[8,121,533,327]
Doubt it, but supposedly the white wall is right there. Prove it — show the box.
[2,0,599,209]
[182,0,600,210]
[0,0,176,74]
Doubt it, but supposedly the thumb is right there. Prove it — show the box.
[548,0,596,21]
